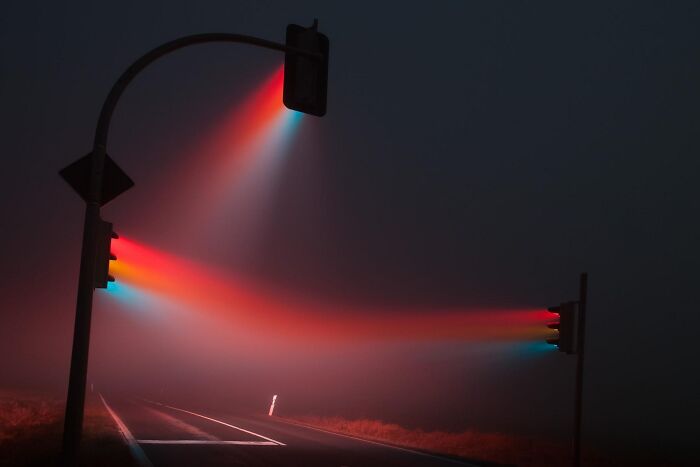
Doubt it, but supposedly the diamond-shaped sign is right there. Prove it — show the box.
[60,152,134,206]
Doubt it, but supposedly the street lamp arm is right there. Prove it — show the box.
[93,33,318,152]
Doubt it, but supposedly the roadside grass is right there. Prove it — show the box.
[285,416,561,466]
[286,416,688,467]
[0,390,136,467]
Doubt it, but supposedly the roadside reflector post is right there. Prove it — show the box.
[268,395,278,416]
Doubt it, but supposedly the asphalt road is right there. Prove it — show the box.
[100,396,480,467]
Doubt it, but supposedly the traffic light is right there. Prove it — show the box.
[283,19,329,116]
[547,301,578,354]
[94,219,118,289]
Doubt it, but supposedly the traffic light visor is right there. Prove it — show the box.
[283,20,329,116]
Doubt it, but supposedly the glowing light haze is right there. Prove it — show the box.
[106,235,553,344]
[153,65,303,250]
[86,62,563,438]
[104,65,553,348]
[1,3,698,464]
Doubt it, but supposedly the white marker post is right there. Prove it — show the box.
[268,395,278,416]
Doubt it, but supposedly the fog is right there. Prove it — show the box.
[1,1,699,464]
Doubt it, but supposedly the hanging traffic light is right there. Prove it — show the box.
[94,219,118,289]
[547,301,578,354]
[283,19,329,116]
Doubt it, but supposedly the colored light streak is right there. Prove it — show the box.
[496,341,560,356]
[208,66,300,173]
[153,65,303,243]
[215,65,287,149]
[169,65,300,193]
[202,105,303,250]
[105,236,555,346]
[100,282,174,320]
[207,101,302,211]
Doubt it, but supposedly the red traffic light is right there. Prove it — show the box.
[94,219,117,289]
[545,301,578,354]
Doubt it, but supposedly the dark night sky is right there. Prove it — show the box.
[1,0,699,462]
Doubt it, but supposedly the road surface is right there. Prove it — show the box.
[100,396,480,467]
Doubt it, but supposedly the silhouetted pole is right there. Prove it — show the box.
[572,272,588,467]
[61,33,321,466]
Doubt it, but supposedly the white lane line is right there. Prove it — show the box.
[273,418,478,466]
[143,406,219,441]
[140,399,286,446]
[136,440,279,445]
[99,394,154,467]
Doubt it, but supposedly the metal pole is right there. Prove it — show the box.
[60,33,321,466]
[573,272,588,467]
[61,141,106,465]
[60,205,99,465]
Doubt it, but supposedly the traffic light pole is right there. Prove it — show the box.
[61,33,322,466]
[572,272,588,467]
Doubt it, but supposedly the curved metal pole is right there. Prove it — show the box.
[94,33,318,153]
[91,33,319,202]
[62,33,315,466]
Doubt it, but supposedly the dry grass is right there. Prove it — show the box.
[0,392,60,441]
[288,416,691,467]
[0,390,136,467]
[289,416,559,466]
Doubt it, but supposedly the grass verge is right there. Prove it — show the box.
[283,416,561,466]
[0,389,137,467]
[285,416,691,467]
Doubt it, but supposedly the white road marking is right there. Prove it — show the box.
[140,399,286,446]
[144,406,219,441]
[136,440,279,445]
[273,418,478,466]
[99,394,154,467]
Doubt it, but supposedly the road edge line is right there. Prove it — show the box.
[136,440,279,445]
[99,394,154,467]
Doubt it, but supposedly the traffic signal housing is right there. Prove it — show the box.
[547,301,578,354]
[94,219,117,289]
[283,19,329,116]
